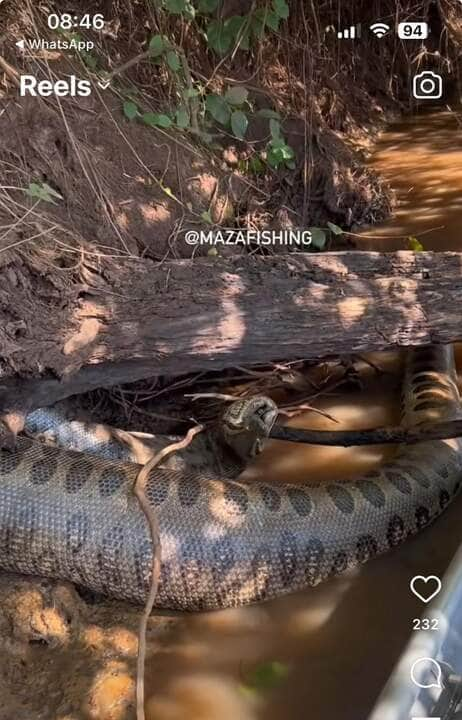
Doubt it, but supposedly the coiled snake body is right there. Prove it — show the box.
[0,345,461,611]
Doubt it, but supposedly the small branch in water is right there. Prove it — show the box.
[269,419,462,446]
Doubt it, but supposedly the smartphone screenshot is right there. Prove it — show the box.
[0,2,461,719]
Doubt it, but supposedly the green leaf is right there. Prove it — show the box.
[267,147,281,167]
[198,0,219,11]
[225,16,251,50]
[81,51,97,69]
[265,11,281,31]
[238,30,250,50]
[251,9,267,39]
[242,661,289,694]
[149,34,165,56]
[280,144,295,159]
[205,94,230,125]
[273,0,289,19]
[408,235,424,252]
[142,112,173,128]
[226,15,246,38]
[123,100,139,120]
[201,210,213,223]
[269,118,281,139]
[24,182,63,204]
[308,227,327,249]
[175,106,190,128]
[249,155,264,174]
[184,1,196,19]
[230,110,248,139]
[207,19,233,54]
[166,50,181,71]
[164,0,186,13]
[225,85,248,106]
[257,108,280,120]
[327,221,343,236]
[183,87,200,98]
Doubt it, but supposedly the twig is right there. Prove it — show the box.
[0,54,20,87]
[269,418,462,446]
[179,50,199,134]
[184,392,237,402]
[278,405,339,423]
[133,423,205,720]
[106,48,152,81]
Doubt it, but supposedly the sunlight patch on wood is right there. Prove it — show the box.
[337,296,367,328]
[63,318,101,355]
[194,273,245,355]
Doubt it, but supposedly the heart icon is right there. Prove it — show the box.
[410,575,442,604]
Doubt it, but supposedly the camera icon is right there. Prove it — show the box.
[412,71,443,100]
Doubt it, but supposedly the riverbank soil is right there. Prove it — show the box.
[0,1,462,719]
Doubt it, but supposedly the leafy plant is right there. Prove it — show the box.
[206,0,289,55]
[123,100,139,120]
[205,86,250,139]
[408,235,424,252]
[142,112,173,128]
[119,3,296,174]
[304,222,344,251]
[24,182,63,205]
[265,117,295,169]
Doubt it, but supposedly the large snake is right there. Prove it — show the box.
[0,345,461,611]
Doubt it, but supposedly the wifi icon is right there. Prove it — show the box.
[370,22,390,38]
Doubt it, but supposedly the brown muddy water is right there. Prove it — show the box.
[143,107,462,720]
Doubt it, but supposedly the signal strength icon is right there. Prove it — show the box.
[370,22,390,38]
[336,23,361,39]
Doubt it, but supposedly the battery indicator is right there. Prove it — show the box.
[398,21,429,39]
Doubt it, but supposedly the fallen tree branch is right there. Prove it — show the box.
[2,251,462,382]
[269,418,462,446]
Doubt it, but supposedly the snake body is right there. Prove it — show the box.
[0,345,461,611]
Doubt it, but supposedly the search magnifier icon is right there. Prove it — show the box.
[410,657,443,690]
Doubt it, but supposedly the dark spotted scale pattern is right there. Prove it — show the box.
[286,487,312,516]
[98,468,127,497]
[30,457,57,485]
[327,484,355,514]
[0,344,460,610]
[259,485,281,512]
[65,459,94,493]
[356,478,386,508]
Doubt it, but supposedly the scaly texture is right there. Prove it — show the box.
[1,345,461,611]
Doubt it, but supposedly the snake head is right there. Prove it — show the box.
[221,396,278,461]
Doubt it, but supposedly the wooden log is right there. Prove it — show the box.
[1,250,462,387]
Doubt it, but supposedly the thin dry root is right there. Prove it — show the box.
[133,423,205,720]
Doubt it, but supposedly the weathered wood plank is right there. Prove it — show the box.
[1,250,462,382]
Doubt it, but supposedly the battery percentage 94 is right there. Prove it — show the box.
[398,21,429,39]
